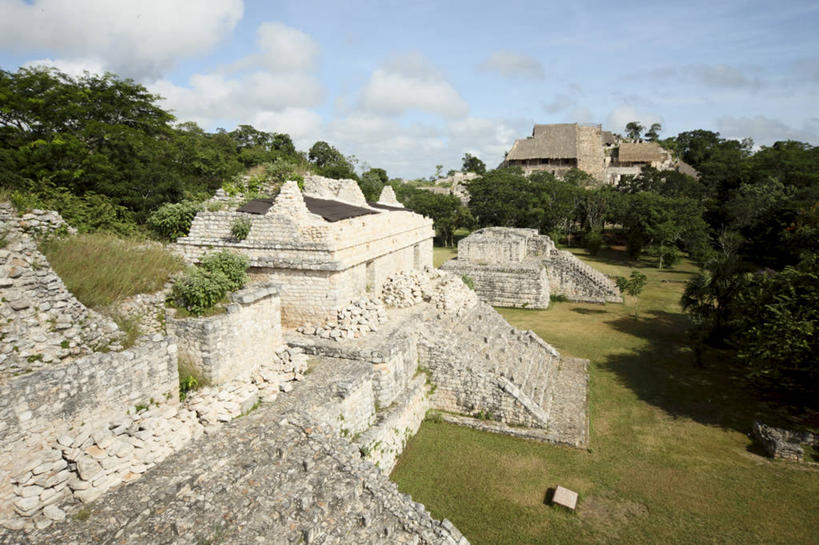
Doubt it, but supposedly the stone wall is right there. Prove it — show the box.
[576,124,606,183]
[440,260,550,309]
[166,283,283,384]
[445,227,620,306]
[176,180,434,326]
[18,407,468,545]
[0,335,178,522]
[1,206,122,376]
[356,374,430,472]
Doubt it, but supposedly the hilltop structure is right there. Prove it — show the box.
[502,123,697,185]
[441,227,622,308]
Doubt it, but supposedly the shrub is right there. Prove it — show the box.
[170,267,229,316]
[461,275,475,290]
[550,293,569,303]
[585,230,604,256]
[230,217,251,241]
[146,201,201,241]
[199,251,248,291]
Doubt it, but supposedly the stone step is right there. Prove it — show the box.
[542,357,588,447]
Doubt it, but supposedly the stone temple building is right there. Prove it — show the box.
[441,227,622,308]
[502,123,698,185]
[176,177,433,326]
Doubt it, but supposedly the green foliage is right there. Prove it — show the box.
[199,251,248,292]
[625,121,644,140]
[615,270,647,298]
[461,153,486,175]
[230,217,252,241]
[147,200,201,240]
[549,293,569,303]
[394,183,474,247]
[584,229,604,256]
[728,254,819,389]
[170,267,230,316]
[461,275,475,290]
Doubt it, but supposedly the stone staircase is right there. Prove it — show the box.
[424,302,588,447]
[548,250,622,303]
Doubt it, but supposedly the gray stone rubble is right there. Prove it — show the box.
[0,205,122,377]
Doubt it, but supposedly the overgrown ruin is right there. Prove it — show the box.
[0,178,594,543]
[441,227,622,308]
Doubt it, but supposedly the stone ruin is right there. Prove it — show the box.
[441,227,621,308]
[1,177,594,544]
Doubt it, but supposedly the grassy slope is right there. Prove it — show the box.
[41,233,185,308]
[391,247,819,545]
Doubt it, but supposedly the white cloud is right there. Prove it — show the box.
[717,115,818,146]
[147,19,324,142]
[607,106,663,135]
[543,93,577,113]
[255,22,320,72]
[478,50,545,80]
[359,53,468,118]
[252,108,323,144]
[22,57,107,78]
[0,0,244,80]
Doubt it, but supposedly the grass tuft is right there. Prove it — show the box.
[40,233,185,308]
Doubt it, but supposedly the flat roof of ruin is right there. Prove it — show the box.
[237,196,380,222]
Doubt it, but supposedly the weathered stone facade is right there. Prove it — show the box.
[441,227,621,306]
[166,283,283,384]
[0,205,122,376]
[752,422,818,463]
[176,179,434,326]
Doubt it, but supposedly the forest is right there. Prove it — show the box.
[2,66,817,401]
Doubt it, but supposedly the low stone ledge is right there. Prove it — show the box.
[434,412,580,447]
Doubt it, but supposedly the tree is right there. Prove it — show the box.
[615,271,647,316]
[462,153,486,175]
[644,123,662,142]
[625,121,644,141]
[435,164,444,179]
[307,141,357,180]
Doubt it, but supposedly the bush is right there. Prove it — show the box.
[199,251,248,291]
[585,230,604,256]
[170,267,230,316]
[147,201,201,241]
[230,217,251,241]
[461,275,475,290]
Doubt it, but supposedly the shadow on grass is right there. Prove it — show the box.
[570,307,608,315]
[599,310,818,433]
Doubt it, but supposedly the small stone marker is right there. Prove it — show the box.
[552,485,578,510]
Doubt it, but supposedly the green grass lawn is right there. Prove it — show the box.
[392,246,819,545]
[434,246,457,268]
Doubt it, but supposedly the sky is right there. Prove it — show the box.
[1,0,818,178]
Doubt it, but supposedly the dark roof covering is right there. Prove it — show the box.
[236,196,378,222]
[367,201,406,211]
[236,198,274,214]
[303,196,377,222]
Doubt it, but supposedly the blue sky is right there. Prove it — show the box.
[1,0,818,178]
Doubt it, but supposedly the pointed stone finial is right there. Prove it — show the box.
[268,180,313,221]
[377,186,401,206]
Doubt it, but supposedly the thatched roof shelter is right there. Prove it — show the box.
[617,142,666,164]
[506,123,579,161]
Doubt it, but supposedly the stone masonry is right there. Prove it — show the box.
[1,185,594,543]
[176,179,434,326]
[166,283,283,384]
[442,227,621,307]
[0,204,122,376]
